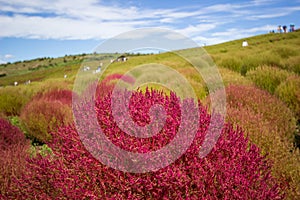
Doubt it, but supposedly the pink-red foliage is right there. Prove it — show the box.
[0,118,29,195]
[225,85,295,136]
[0,118,27,150]
[20,89,74,143]
[7,88,286,199]
[95,73,135,99]
[33,89,74,106]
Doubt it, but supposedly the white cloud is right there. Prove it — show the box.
[114,28,171,40]
[193,35,227,46]
[0,14,141,39]
[0,54,14,64]
[212,25,276,37]
[191,24,277,46]
[4,54,14,59]
[247,25,278,33]
[0,0,298,43]
[164,32,187,40]
[0,1,215,40]
[204,4,242,12]
[178,23,218,37]
[252,0,275,6]
[250,13,289,19]
[247,6,300,20]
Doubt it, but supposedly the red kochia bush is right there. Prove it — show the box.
[95,73,135,99]
[8,89,286,199]
[20,89,74,143]
[0,118,27,150]
[0,118,29,195]
[33,89,74,105]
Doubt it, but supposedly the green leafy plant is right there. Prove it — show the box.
[275,76,300,118]
[247,65,293,94]
[0,86,32,116]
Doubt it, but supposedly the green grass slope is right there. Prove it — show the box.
[1,30,300,198]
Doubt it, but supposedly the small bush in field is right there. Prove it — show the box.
[216,85,300,198]
[275,76,300,118]
[225,85,295,138]
[0,118,27,150]
[20,89,74,143]
[33,89,73,105]
[7,89,286,199]
[220,57,242,73]
[281,55,300,74]
[247,65,293,94]
[0,86,31,116]
[241,55,263,71]
[0,118,29,194]
[38,78,72,92]
[272,46,297,59]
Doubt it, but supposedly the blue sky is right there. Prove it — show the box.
[0,0,299,63]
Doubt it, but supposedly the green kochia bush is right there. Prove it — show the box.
[0,86,32,116]
[272,46,298,59]
[247,65,293,94]
[281,55,300,74]
[219,53,282,76]
[275,76,300,118]
[220,57,243,73]
[6,88,286,199]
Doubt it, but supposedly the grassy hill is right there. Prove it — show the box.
[1,31,300,198]
[207,31,300,74]
[1,30,299,85]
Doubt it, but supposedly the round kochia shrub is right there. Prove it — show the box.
[20,89,74,143]
[247,65,293,94]
[0,118,28,150]
[0,86,31,116]
[8,89,286,199]
[275,76,300,118]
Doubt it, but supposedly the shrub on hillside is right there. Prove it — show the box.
[281,55,300,74]
[219,55,282,76]
[258,52,283,67]
[0,86,31,116]
[36,79,73,93]
[0,118,27,150]
[216,85,300,198]
[247,65,293,94]
[6,89,286,199]
[33,89,73,105]
[272,47,298,59]
[20,89,74,143]
[218,67,252,86]
[241,55,264,72]
[0,118,29,194]
[275,76,300,118]
[220,57,242,73]
[225,85,295,138]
